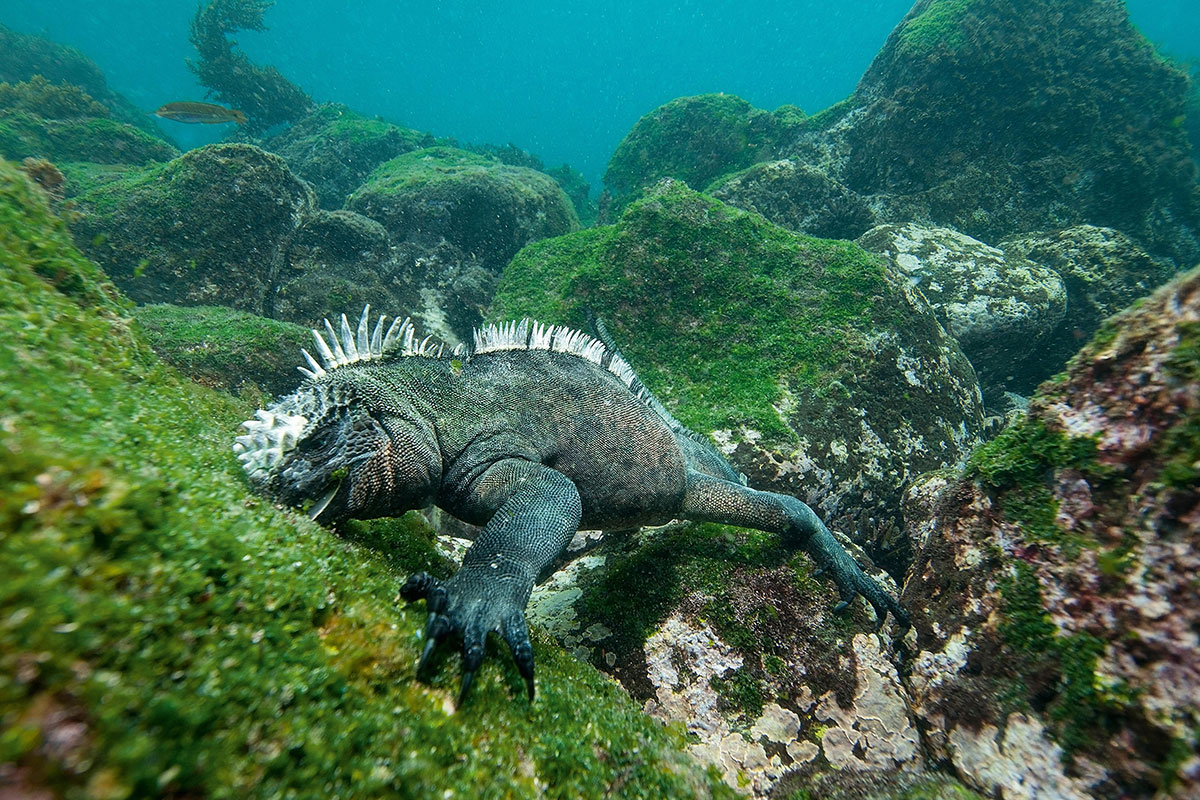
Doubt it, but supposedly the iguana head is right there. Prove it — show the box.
[233,307,441,523]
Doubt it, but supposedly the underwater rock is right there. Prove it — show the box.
[1000,224,1180,382]
[71,143,314,312]
[347,146,579,271]
[272,209,490,344]
[263,103,435,209]
[133,303,310,395]
[494,180,985,568]
[0,156,735,799]
[784,0,1200,266]
[0,24,170,139]
[900,266,1200,798]
[0,75,178,166]
[525,520,925,798]
[857,223,1067,406]
[602,94,797,213]
[708,158,877,240]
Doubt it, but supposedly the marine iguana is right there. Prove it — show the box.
[234,307,908,701]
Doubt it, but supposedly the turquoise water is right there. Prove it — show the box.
[0,0,1195,187]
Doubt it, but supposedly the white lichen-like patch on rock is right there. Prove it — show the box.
[527,554,608,661]
[814,633,922,771]
[949,713,1091,800]
[639,615,833,797]
[858,222,1067,400]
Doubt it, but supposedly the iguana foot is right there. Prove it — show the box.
[808,528,910,632]
[400,570,536,704]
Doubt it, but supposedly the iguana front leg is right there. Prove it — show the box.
[681,471,910,629]
[401,459,581,703]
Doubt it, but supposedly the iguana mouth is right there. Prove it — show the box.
[308,481,340,521]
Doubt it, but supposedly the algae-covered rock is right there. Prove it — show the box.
[527,521,924,797]
[71,143,315,312]
[0,157,735,799]
[0,24,170,139]
[494,180,985,564]
[347,146,579,270]
[708,158,877,240]
[857,223,1068,404]
[900,267,1200,798]
[1000,224,1179,379]
[133,303,311,395]
[271,209,401,326]
[603,94,792,208]
[782,0,1200,265]
[264,103,435,209]
[0,76,178,166]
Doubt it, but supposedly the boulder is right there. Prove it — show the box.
[602,94,799,212]
[900,267,1200,798]
[526,522,928,797]
[857,223,1067,404]
[708,159,877,240]
[0,24,171,138]
[133,303,310,396]
[71,143,315,312]
[0,76,177,166]
[493,180,985,567]
[1001,224,1180,377]
[789,0,1200,265]
[263,103,434,209]
[347,146,578,271]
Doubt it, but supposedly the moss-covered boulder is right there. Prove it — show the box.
[264,103,436,209]
[602,94,795,209]
[900,267,1200,798]
[0,76,178,166]
[0,24,169,139]
[708,159,877,240]
[525,521,932,796]
[347,146,578,270]
[783,0,1200,266]
[493,180,984,565]
[857,223,1068,405]
[0,157,735,799]
[133,303,311,395]
[1000,224,1180,380]
[71,143,315,312]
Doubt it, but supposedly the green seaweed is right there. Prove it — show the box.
[0,158,733,799]
[133,304,310,395]
[494,182,898,441]
[188,0,313,133]
[997,562,1056,655]
[896,0,980,56]
[603,93,782,202]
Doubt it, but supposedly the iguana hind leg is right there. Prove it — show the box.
[680,470,909,629]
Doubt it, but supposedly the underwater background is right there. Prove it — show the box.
[0,0,1196,186]
[2,0,1200,798]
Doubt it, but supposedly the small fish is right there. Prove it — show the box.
[155,102,248,125]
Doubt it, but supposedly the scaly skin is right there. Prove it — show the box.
[235,311,909,702]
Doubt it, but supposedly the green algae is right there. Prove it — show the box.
[896,0,979,56]
[133,304,310,396]
[0,158,733,799]
[0,110,177,166]
[348,146,579,268]
[602,94,789,205]
[493,181,898,441]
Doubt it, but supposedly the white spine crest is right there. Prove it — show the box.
[293,306,639,394]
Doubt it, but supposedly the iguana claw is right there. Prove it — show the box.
[401,570,537,703]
